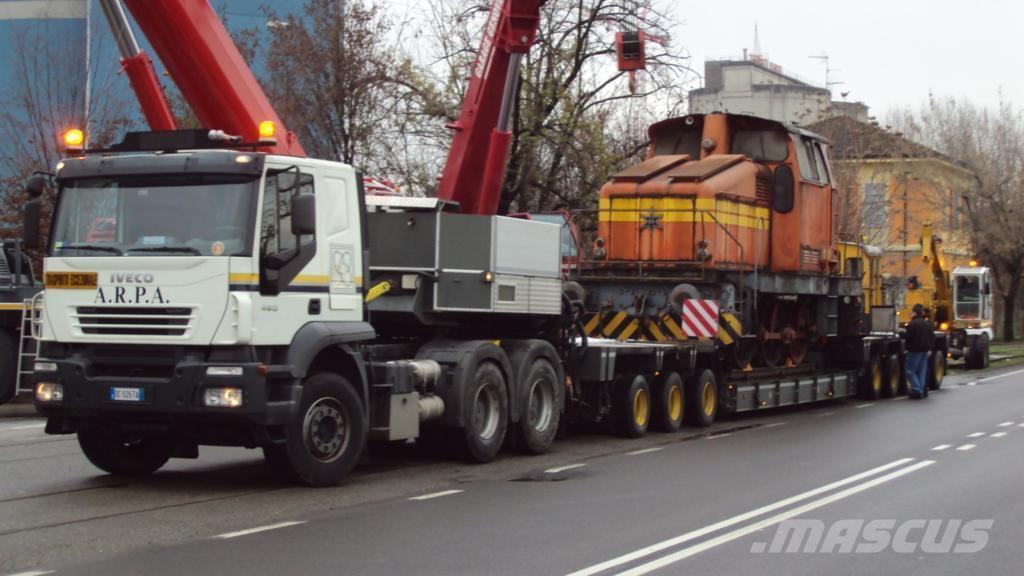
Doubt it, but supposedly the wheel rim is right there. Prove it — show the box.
[872,364,882,394]
[935,355,945,383]
[668,385,683,422]
[703,382,716,416]
[633,387,650,428]
[889,361,900,392]
[303,397,350,463]
[526,378,554,432]
[473,383,501,441]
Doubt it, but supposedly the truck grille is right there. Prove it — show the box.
[73,306,195,337]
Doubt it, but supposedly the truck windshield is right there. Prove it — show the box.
[51,174,257,257]
[529,213,578,257]
[955,275,981,319]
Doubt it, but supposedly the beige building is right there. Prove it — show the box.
[689,54,868,126]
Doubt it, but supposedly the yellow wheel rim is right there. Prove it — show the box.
[633,388,650,427]
[872,364,882,394]
[668,385,683,422]
[935,355,945,383]
[702,382,716,416]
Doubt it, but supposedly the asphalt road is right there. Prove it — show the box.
[2,364,1023,576]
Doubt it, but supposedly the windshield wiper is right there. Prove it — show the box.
[126,246,202,256]
[57,243,124,255]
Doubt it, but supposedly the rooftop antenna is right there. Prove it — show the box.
[809,53,844,91]
[753,22,762,57]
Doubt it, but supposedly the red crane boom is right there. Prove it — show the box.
[116,0,304,156]
[436,0,543,215]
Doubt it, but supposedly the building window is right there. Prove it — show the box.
[862,182,888,231]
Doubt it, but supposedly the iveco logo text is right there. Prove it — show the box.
[110,273,155,283]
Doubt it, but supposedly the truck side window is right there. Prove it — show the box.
[262,172,314,256]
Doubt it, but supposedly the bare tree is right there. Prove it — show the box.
[902,96,1024,341]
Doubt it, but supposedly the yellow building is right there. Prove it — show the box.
[809,116,975,306]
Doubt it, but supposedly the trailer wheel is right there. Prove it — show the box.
[516,357,561,454]
[77,421,173,476]
[612,374,651,438]
[264,372,366,486]
[860,356,882,400]
[685,370,717,428]
[881,355,901,398]
[652,371,684,432]
[927,351,945,390]
[968,334,990,370]
[459,361,509,462]
[0,330,17,405]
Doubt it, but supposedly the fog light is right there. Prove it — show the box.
[36,382,63,402]
[34,361,58,372]
[204,387,243,408]
[206,366,244,376]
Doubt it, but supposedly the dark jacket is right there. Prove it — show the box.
[906,317,935,353]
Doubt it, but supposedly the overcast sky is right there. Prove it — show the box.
[675,0,1019,119]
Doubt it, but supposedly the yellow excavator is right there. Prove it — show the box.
[900,223,992,369]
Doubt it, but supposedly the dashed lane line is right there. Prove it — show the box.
[855,403,875,409]
[998,421,1015,427]
[4,571,56,576]
[957,444,977,451]
[991,432,1008,438]
[214,521,306,539]
[763,422,788,428]
[409,490,464,501]
[968,432,986,438]
[544,463,587,474]
[932,444,952,451]
[627,447,663,456]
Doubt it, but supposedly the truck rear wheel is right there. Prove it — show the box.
[968,334,990,370]
[0,330,17,405]
[861,356,882,400]
[460,361,509,462]
[77,421,172,476]
[882,355,900,398]
[652,371,684,432]
[685,370,717,428]
[264,372,366,486]
[516,357,561,454]
[613,374,650,438]
[927,351,945,390]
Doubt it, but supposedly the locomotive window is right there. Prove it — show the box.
[796,138,821,182]
[732,130,789,162]
[773,165,795,213]
[652,128,701,158]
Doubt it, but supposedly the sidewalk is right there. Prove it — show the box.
[0,397,39,419]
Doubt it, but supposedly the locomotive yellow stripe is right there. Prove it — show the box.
[584,313,603,335]
[601,311,628,337]
[646,320,667,342]
[661,314,686,340]
[618,319,640,340]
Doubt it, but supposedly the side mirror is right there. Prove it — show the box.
[291,193,316,236]
[23,175,48,249]
[772,165,795,214]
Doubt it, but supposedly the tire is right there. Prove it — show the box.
[0,330,17,405]
[860,356,882,400]
[612,374,651,438]
[459,361,509,463]
[685,369,717,428]
[515,357,561,454]
[77,420,173,476]
[881,354,900,398]
[652,371,684,432]
[927,350,945,390]
[264,372,366,486]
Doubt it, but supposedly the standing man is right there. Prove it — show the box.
[905,304,935,399]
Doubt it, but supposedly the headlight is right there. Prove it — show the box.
[36,382,63,403]
[204,387,243,408]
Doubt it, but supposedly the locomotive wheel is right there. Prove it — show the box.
[760,302,786,368]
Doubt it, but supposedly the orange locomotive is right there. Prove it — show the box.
[577,112,861,371]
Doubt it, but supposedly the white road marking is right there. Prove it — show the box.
[991,432,1008,438]
[998,421,1015,427]
[214,521,306,539]
[932,444,952,451]
[957,444,977,451]
[893,396,909,401]
[627,447,663,456]
[967,381,977,386]
[603,461,936,576]
[968,432,986,438]
[818,411,836,417]
[706,433,731,439]
[564,458,917,576]
[5,571,56,576]
[409,489,464,501]
[763,422,788,428]
[0,423,46,432]
[855,403,875,409]
[977,368,1024,383]
[545,463,587,474]
[1019,423,1024,428]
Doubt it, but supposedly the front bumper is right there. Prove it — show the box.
[33,350,300,446]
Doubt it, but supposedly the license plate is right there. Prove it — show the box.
[109,387,144,402]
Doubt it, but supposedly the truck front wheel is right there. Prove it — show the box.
[0,330,18,405]
[264,372,366,486]
[77,421,173,476]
